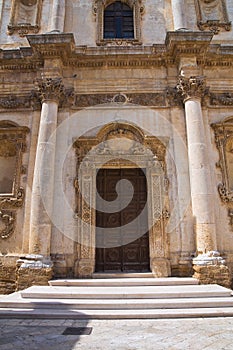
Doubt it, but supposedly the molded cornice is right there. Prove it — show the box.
[0,32,233,71]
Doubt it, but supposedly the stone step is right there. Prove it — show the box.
[93,273,154,279]
[49,277,199,287]
[1,294,233,310]
[20,284,231,300]
[2,307,233,319]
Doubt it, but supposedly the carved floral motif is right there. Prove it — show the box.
[176,76,208,103]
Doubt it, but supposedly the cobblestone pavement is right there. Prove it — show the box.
[0,317,233,350]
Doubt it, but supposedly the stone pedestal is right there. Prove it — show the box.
[16,255,53,291]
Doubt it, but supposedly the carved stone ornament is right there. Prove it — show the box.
[8,0,43,36]
[0,95,31,110]
[35,77,67,104]
[210,92,233,106]
[0,210,16,239]
[74,92,166,108]
[0,121,29,238]
[176,76,208,103]
[195,0,231,34]
[93,0,144,46]
[212,117,233,229]
[73,121,170,277]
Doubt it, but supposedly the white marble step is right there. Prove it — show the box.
[49,277,199,287]
[21,284,231,299]
[93,273,153,279]
[2,307,233,319]
[1,294,233,310]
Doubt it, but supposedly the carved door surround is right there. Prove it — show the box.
[73,122,171,277]
[212,117,233,229]
[0,120,29,239]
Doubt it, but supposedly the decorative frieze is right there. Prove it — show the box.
[176,76,208,103]
[195,0,231,34]
[210,92,233,106]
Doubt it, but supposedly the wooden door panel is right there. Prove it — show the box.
[95,168,150,272]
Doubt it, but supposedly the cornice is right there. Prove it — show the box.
[0,32,233,71]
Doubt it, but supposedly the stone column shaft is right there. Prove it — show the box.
[49,0,66,33]
[177,76,217,254]
[29,78,65,258]
[171,0,187,30]
[184,98,217,253]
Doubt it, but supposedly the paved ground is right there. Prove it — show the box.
[0,317,233,350]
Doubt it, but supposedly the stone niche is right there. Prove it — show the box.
[73,122,171,278]
[195,0,231,33]
[8,0,43,36]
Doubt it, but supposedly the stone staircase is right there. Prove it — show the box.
[0,276,233,319]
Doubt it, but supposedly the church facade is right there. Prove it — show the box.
[0,0,233,293]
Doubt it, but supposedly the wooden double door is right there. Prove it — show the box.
[95,168,150,272]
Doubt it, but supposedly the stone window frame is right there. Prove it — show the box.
[194,0,231,34]
[93,0,144,46]
[8,0,43,37]
[0,121,29,239]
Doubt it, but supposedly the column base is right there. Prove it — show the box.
[16,254,53,291]
[151,258,171,277]
[193,251,232,288]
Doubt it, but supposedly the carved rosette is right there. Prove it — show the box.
[176,76,208,103]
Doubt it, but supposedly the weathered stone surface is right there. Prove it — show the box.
[193,265,232,289]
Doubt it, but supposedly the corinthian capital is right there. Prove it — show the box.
[35,77,65,103]
[176,76,208,102]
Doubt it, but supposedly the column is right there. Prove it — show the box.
[177,76,231,287]
[49,0,66,33]
[29,78,65,258]
[171,0,187,31]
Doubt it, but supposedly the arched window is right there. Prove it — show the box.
[104,1,134,39]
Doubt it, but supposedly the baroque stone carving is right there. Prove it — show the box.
[212,117,233,229]
[8,0,43,36]
[195,0,231,34]
[210,92,233,106]
[93,0,144,46]
[0,210,16,239]
[73,122,169,276]
[74,93,166,108]
[0,121,29,239]
[176,76,208,103]
[0,95,31,110]
[35,77,66,104]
